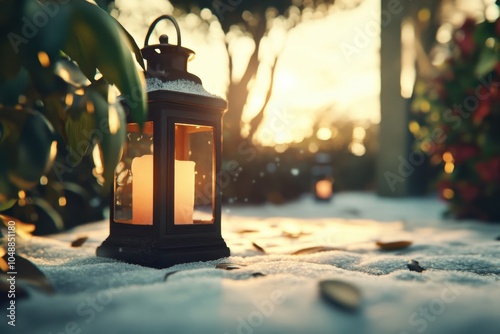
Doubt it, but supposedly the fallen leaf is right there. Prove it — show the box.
[376,240,412,250]
[1,254,54,294]
[282,230,311,239]
[407,260,425,273]
[71,236,89,248]
[164,271,179,281]
[0,214,35,239]
[236,229,258,234]
[215,263,247,270]
[319,279,361,312]
[252,242,266,253]
[292,246,343,255]
[251,272,266,278]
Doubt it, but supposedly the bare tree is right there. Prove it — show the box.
[169,0,360,154]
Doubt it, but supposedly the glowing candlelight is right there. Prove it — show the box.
[174,160,195,224]
[131,155,195,225]
[131,155,154,225]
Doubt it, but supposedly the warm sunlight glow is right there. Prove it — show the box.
[486,3,500,21]
[108,106,120,135]
[92,145,103,170]
[49,141,58,163]
[316,127,332,141]
[401,19,416,99]
[116,0,381,147]
[308,143,319,153]
[274,72,297,93]
[353,126,366,141]
[349,142,366,156]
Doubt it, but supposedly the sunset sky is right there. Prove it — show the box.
[115,0,380,146]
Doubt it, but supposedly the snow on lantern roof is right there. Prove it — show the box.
[145,77,219,98]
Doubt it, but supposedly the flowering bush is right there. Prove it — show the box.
[414,17,500,222]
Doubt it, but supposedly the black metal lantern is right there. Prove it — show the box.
[97,15,229,268]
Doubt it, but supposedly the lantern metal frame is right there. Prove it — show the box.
[97,16,229,268]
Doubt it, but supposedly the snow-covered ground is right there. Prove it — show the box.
[3,192,500,334]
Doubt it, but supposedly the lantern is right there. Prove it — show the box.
[97,15,229,268]
[311,153,334,202]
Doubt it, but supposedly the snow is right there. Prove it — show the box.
[3,192,500,334]
[146,77,218,97]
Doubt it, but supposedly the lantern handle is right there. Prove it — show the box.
[144,15,182,49]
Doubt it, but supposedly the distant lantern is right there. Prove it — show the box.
[97,15,229,268]
[311,153,334,202]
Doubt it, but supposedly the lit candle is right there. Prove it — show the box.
[131,156,195,224]
[131,155,154,225]
[174,160,195,224]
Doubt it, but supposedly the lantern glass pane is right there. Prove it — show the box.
[174,123,214,225]
[114,121,154,225]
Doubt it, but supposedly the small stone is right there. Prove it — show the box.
[319,280,361,312]
[407,260,425,273]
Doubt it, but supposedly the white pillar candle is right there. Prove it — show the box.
[130,156,195,225]
[131,155,154,225]
[174,160,195,224]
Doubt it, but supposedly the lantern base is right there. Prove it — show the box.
[96,238,230,268]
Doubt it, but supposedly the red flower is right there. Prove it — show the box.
[496,16,500,37]
[457,183,480,203]
[475,157,500,182]
[450,145,480,165]
[455,19,476,57]
[473,99,491,124]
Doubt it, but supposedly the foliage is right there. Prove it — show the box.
[413,16,500,222]
[0,0,147,233]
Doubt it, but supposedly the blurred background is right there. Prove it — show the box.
[5,0,500,233]
[108,0,495,210]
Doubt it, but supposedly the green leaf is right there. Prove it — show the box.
[0,107,55,190]
[64,107,96,165]
[62,0,147,126]
[0,35,21,81]
[54,58,91,88]
[16,0,71,95]
[0,199,16,211]
[86,86,126,191]
[474,45,498,78]
[0,68,29,106]
[0,252,54,293]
